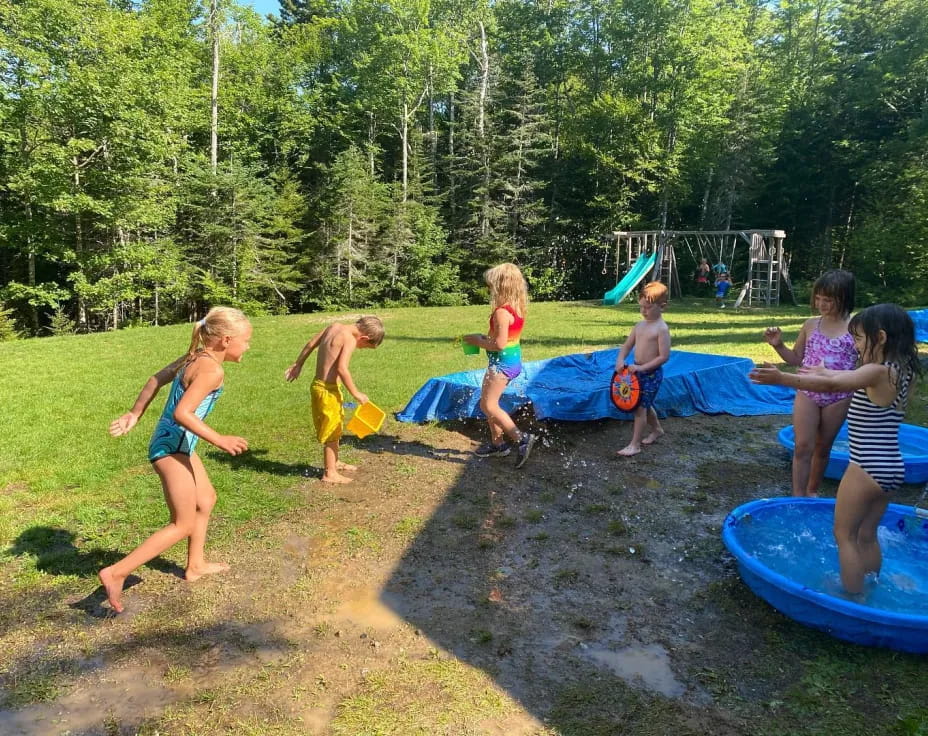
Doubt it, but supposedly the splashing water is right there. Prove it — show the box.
[737,505,928,615]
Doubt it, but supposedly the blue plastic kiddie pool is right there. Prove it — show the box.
[723,498,928,653]
[778,423,928,484]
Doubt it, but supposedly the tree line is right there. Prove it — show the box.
[1,0,926,336]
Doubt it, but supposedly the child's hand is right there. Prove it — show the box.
[109,412,139,437]
[798,362,827,377]
[626,364,639,374]
[355,392,370,406]
[284,363,302,382]
[748,362,782,385]
[216,435,249,455]
[763,326,783,346]
[462,333,482,346]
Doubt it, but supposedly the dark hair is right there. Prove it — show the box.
[811,269,855,318]
[848,304,921,387]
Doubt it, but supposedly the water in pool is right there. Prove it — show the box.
[737,504,928,615]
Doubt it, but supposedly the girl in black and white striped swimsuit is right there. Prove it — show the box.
[750,303,921,594]
[847,364,910,492]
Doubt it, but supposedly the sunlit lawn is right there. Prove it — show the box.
[0,297,922,565]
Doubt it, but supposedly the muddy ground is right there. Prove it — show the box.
[0,411,922,735]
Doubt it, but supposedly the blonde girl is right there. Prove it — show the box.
[463,263,536,469]
[763,269,857,496]
[100,307,252,613]
[752,304,921,593]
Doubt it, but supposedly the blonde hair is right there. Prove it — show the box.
[640,281,668,304]
[484,263,528,317]
[356,315,385,347]
[185,307,250,365]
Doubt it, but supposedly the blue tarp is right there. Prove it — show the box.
[910,309,928,343]
[396,348,795,423]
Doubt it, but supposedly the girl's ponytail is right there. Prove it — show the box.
[185,318,208,366]
[183,307,249,368]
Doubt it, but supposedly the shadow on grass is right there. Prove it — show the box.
[378,414,755,736]
[8,527,184,580]
[347,433,475,465]
[377,411,928,735]
[209,447,316,478]
[5,527,186,624]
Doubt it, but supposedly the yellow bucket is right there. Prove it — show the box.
[346,401,386,439]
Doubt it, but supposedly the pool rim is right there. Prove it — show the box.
[722,497,928,629]
[776,422,928,483]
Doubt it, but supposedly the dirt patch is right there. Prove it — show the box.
[1,411,924,734]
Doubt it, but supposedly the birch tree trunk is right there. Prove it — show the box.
[476,20,490,238]
[210,0,220,176]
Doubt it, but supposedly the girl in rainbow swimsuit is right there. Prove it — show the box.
[463,263,537,469]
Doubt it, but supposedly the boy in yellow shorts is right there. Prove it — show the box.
[285,316,384,483]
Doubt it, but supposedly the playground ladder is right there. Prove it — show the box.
[748,235,780,306]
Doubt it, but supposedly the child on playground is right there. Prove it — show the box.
[464,263,536,469]
[762,269,856,497]
[285,316,384,484]
[100,307,252,613]
[695,258,711,290]
[615,281,671,457]
[751,304,921,594]
[714,271,733,307]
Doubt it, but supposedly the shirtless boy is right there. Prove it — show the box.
[285,316,384,483]
[615,282,671,457]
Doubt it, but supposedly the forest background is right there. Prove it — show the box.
[1,0,927,336]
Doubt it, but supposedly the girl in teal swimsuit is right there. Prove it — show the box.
[99,307,252,613]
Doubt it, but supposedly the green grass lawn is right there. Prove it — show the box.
[0,297,923,559]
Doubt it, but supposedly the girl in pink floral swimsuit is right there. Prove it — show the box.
[763,270,857,497]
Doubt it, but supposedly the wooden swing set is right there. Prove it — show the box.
[603,229,795,307]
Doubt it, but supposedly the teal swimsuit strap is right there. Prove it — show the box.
[180,350,222,385]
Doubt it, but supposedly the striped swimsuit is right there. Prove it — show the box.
[486,305,524,381]
[847,362,910,492]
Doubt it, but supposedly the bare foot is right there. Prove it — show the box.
[185,562,230,582]
[98,566,126,613]
[336,462,358,472]
[322,472,354,484]
[616,444,641,457]
[641,429,664,446]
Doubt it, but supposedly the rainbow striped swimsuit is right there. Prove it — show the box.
[486,305,524,381]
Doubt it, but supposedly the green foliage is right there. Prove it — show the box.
[3,0,928,336]
[47,307,76,336]
[0,304,19,341]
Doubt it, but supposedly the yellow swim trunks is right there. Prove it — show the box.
[311,379,343,443]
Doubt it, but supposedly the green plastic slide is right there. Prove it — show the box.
[602,251,658,305]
